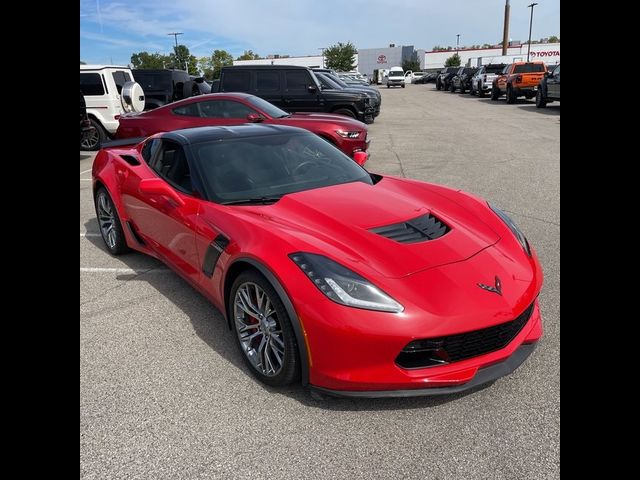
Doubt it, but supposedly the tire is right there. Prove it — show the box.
[436,80,441,90]
[449,83,455,92]
[460,85,465,94]
[229,271,300,387]
[81,118,106,151]
[94,187,130,255]
[401,84,405,88]
[387,84,390,88]
[478,85,485,98]
[536,89,547,108]
[506,85,516,104]
[333,108,356,118]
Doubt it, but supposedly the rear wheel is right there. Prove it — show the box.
[449,82,455,92]
[436,80,441,90]
[536,89,547,108]
[94,187,130,255]
[230,271,300,387]
[490,86,500,100]
[333,108,356,118]
[506,85,516,104]
[81,118,106,151]
[478,86,485,98]
[460,84,466,94]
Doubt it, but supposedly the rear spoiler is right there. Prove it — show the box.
[100,137,146,149]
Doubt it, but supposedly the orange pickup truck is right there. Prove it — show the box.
[491,62,547,104]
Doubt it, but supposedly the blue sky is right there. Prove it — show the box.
[80,0,560,65]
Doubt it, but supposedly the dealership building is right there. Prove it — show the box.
[234,43,560,76]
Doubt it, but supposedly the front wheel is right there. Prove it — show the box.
[536,89,547,108]
[94,187,130,255]
[436,80,441,90]
[460,85,465,94]
[401,84,405,88]
[491,86,500,100]
[333,108,356,118]
[230,271,300,387]
[478,87,485,98]
[506,86,516,104]
[81,118,106,151]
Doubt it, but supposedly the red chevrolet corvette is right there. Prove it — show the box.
[115,92,370,160]
[93,125,543,397]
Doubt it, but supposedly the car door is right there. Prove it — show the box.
[254,70,283,107]
[282,69,320,112]
[548,66,560,99]
[121,138,202,284]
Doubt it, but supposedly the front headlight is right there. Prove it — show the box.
[289,253,404,313]
[335,130,361,139]
[489,204,532,256]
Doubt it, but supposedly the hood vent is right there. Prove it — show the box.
[370,213,449,244]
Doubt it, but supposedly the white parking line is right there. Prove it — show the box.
[80,179,92,181]
[80,233,100,237]
[80,267,171,274]
[80,169,92,175]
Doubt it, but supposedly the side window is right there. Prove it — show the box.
[199,100,256,119]
[222,70,251,92]
[111,71,129,94]
[553,66,560,77]
[150,141,193,193]
[141,138,161,164]
[172,103,201,116]
[256,71,280,92]
[285,70,311,92]
[80,73,105,96]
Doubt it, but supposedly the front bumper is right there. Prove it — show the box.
[311,342,537,398]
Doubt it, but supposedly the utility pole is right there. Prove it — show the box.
[527,3,538,62]
[502,0,510,56]
[456,34,460,56]
[168,32,184,70]
[318,48,326,68]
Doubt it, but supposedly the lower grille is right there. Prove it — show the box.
[396,302,535,369]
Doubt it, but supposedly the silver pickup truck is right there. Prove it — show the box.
[471,64,507,97]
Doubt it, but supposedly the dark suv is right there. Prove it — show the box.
[435,67,460,91]
[312,69,380,119]
[218,65,374,123]
[450,67,478,93]
[132,69,201,110]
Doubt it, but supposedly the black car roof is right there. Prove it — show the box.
[162,124,308,145]
[222,65,311,70]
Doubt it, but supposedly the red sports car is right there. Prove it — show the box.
[93,125,543,397]
[115,92,370,160]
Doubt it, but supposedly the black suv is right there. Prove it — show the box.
[312,69,380,120]
[435,67,459,91]
[132,69,201,110]
[218,65,374,123]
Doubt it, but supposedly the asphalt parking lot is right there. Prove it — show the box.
[80,85,560,479]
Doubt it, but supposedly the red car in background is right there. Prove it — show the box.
[116,92,370,160]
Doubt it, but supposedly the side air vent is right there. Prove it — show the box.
[119,154,140,166]
[370,213,449,244]
[202,234,230,278]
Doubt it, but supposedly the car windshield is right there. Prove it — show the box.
[389,71,404,77]
[513,63,546,73]
[193,132,373,204]
[317,73,343,90]
[245,95,289,118]
[485,65,506,73]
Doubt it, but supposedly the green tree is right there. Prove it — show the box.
[402,58,421,73]
[169,45,199,75]
[236,50,261,61]
[324,42,357,71]
[444,53,461,67]
[548,35,560,43]
[80,60,86,65]
[130,51,169,69]
[199,49,234,80]
[482,43,493,48]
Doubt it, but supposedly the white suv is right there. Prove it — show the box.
[80,65,145,150]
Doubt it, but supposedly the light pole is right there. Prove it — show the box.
[527,3,538,62]
[456,34,460,56]
[168,32,184,70]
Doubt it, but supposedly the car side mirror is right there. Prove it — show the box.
[139,178,185,207]
[353,151,368,166]
[246,113,263,123]
[307,85,317,94]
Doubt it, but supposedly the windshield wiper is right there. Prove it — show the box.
[221,196,282,206]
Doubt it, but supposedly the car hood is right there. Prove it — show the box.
[285,112,367,128]
[231,176,500,279]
